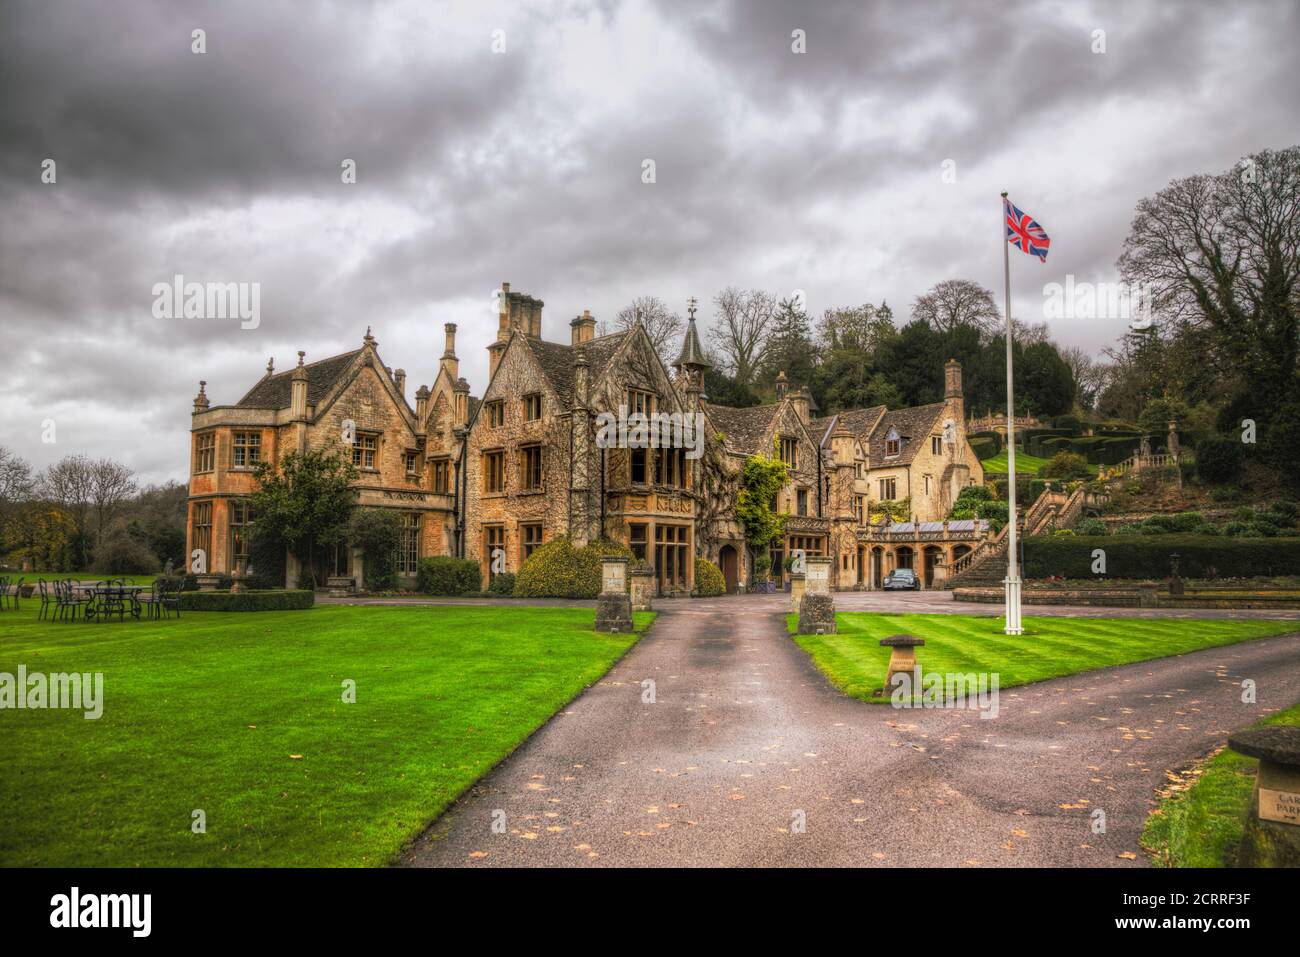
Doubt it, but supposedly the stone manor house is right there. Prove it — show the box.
[187,283,987,594]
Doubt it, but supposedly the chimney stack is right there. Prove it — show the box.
[415,384,429,422]
[571,309,596,345]
[775,370,788,401]
[393,368,406,398]
[290,352,308,420]
[441,322,459,380]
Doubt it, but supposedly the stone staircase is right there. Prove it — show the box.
[944,486,1108,588]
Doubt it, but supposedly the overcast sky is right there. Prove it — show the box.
[2,0,1297,485]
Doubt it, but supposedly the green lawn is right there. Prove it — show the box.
[0,604,652,866]
[981,448,1050,475]
[1142,704,1300,867]
[5,572,157,585]
[788,612,1298,700]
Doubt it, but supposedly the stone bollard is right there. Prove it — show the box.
[629,562,654,612]
[879,634,925,690]
[797,557,835,634]
[1227,726,1300,867]
[594,556,633,633]
[789,571,805,614]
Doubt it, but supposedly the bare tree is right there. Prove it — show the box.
[39,454,96,566]
[615,295,684,365]
[91,458,138,542]
[1059,345,1107,410]
[707,287,777,389]
[1118,146,1300,398]
[911,279,1001,336]
[0,447,35,549]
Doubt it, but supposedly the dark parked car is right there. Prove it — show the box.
[882,568,920,590]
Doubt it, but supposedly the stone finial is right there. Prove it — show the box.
[296,351,306,367]
[192,380,210,414]
[266,357,274,375]
[363,326,375,346]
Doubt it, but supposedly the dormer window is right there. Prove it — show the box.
[626,389,655,416]
[779,436,798,468]
[884,428,901,458]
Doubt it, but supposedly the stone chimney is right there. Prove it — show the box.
[393,368,406,398]
[789,386,811,424]
[453,377,470,429]
[944,358,964,424]
[441,322,459,380]
[291,352,309,419]
[571,309,596,346]
[415,384,429,422]
[573,350,590,409]
[192,380,210,415]
[775,370,788,401]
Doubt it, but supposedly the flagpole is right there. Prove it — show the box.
[1001,190,1023,635]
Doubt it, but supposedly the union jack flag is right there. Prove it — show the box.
[1005,197,1050,262]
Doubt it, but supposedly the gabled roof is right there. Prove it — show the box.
[526,332,629,405]
[236,350,362,408]
[809,406,887,446]
[866,403,946,467]
[704,402,780,456]
[674,316,709,369]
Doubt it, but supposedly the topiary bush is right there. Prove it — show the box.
[694,558,726,597]
[513,537,633,598]
[416,556,482,595]
[179,589,315,611]
[1040,451,1091,481]
[487,571,516,596]
[1196,437,1243,484]
[1024,535,1300,578]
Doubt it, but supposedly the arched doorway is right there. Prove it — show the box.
[895,546,914,570]
[719,544,739,594]
[870,547,885,588]
[922,545,944,589]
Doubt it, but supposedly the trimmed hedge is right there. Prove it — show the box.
[487,571,517,596]
[514,537,633,598]
[694,558,726,597]
[970,430,1003,455]
[969,436,999,460]
[416,556,482,596]
[179,589,315,612]
[1024,535,1300,579]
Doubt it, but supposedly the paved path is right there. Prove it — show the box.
[400,597,1300,867]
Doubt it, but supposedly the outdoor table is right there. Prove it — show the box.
[76,584,147,621]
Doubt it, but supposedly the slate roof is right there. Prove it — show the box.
[236,350,362,409]
[865,403,946,468]
[809,406,887,446]
[674,317,709,368]
[704,402,780,456]
[526,332,629,404]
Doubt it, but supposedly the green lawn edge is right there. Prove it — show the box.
[1141,703,1300,867]
[0,604,655,867]
[786,611,1298,701]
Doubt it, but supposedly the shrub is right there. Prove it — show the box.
[179,589,315,612]
[1241,522,1277,538]
[1115,523,1144,535]
[1023,535,1300,578]
[1210,485,1243,503]
[956,484,994,504]
[1195,437,1243,484]
[694,558,726,597]
[976,501,1008,524]
[487,571,516,596]
[347,508,403,591]
[1193,523,1220,536]
[1222,521,1248,537]
[90,526,159,576]
[1140,515,1176,534]
[1235,506,1256,521]
[1074,518,1108,536]
[1040,451,1091,481]
[1265,500,1298,523]
[248,529,285,589]
[417,556,482,595]
[513,537,632,598]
